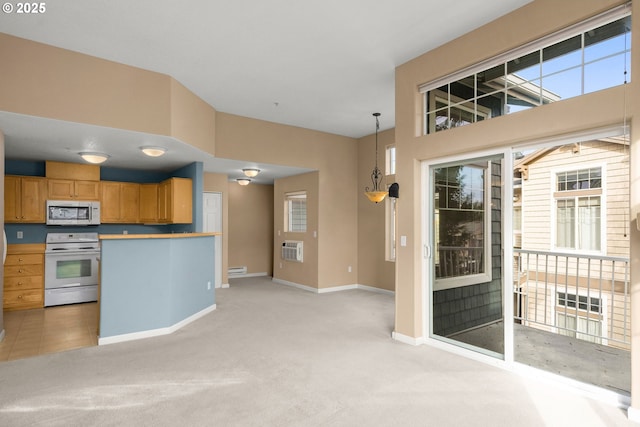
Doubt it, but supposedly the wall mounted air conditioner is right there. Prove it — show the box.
[282,241,303,262]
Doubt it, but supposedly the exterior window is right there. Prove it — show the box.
[554,167,602,252]
[434,163,491,286]
[386,197,397,261]
[422,11,631,134]
[284,192,306,232]
[556,291,603,344]
[386,145,396,175]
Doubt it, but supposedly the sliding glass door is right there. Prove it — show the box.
[426,153,506,358]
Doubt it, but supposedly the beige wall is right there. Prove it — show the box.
[395,0,639,408]
[216,113,360,289]
[228,182,274,276]
[358,128,396,291]
[0,33,216,153]
[273,172,319,288]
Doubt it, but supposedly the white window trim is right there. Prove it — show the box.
[433,160,493,291]
[549,162,607,256]
[284,191,307,233]
[418,3,631,94]
[385,196,397,262]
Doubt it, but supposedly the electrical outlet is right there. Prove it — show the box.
[207,281,211,290]
[17,231,23,239]
[123,230,128,235]
[348,265,352,273]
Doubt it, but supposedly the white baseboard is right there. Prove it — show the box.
[357,284,395,296]
[391,331,424,346]
[221,283,230,288]
[317,284,358,293]
[272,278,318,293]
[628,406,640,423]
[273,278,395,296]
[98,304,216,346]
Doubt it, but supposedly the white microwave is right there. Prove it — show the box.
[46,200,101,225]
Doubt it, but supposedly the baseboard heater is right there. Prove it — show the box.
[228,266,247,277]
[282,241,303,262]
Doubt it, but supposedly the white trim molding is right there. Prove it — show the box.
[98,304,216,346]
[627,406,640,423]
[273,278,395,296]
[391,331,424,346]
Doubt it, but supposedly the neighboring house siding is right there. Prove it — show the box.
[522,140,629,256]
[517,139,630,349]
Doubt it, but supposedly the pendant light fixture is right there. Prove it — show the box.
[364,113,387,203]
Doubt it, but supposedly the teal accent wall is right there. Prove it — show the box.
[99,235,215,338]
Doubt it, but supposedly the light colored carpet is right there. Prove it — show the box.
[0,277,633,426]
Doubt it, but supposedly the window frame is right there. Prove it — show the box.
[433,160,493,291]
[420,4,631,135]
[550,164,606,255]
[284,191,307,233]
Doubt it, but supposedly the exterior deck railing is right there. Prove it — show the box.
[513,249,630,349]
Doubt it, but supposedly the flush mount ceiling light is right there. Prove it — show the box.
[236,178,251,186]
[140,146,167,157]
[242,168,260,178]
[79,152,109,164]
[364,113,387,203]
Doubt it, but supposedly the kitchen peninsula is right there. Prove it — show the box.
[98,232,219,345]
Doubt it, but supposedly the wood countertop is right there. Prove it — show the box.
[99,232,221,240]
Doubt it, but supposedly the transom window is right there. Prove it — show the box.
[554,167,603,252]
[420,6,631,134]
[557,292,602,313]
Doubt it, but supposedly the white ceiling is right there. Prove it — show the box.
[0,0,531,181]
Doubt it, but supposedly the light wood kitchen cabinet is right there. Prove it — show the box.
[5,175,47,223]
[3,244,45,311]
[139,183,159,223]
[48,179,100,200]
[46,160,100,180]
[158,177,192,224]
[100,181,140,223]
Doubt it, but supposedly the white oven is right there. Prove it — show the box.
[45,232,100,307]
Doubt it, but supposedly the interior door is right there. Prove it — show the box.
[203,192,223,288]
[427,153,506,358]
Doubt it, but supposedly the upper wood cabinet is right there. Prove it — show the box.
[100,181,140,223]
[48,179,100,200]
[158,178,192,224]
[46,161,100,180]
[139,183,159,223]
[5,175,47,223]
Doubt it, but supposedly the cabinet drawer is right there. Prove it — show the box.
[4,264,44,277]
[5,253,43,265]
[4,289,43,310]
[4,275,43,291]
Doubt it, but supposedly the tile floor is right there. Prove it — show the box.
[0,303,98,361]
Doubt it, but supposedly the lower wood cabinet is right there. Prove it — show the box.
[3,244,45,311]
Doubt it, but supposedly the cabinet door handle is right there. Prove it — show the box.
[17,295,22,299]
